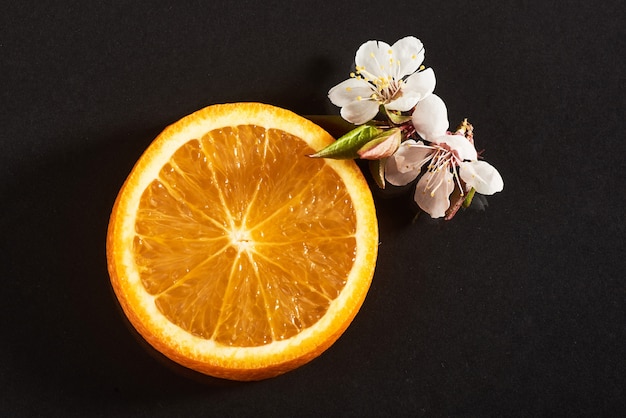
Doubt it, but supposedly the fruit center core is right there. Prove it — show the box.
[229,227,254,251]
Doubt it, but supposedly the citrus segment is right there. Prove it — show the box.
[107,103,378,380]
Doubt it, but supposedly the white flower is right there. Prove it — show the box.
[385,94,503,218]
[328,36,436,125]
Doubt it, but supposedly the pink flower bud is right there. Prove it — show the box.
[357,129,402,160]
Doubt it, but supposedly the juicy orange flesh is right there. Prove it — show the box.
[132,125,357,347]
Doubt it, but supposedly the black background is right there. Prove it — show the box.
[1,1,624,416]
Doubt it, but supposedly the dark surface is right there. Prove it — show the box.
[1,1,624,416]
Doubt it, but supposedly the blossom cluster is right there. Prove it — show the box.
[312,36,503,220]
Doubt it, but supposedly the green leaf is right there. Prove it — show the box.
[309,124,383,159]
[385,108,413,125]
[368,158,386,189]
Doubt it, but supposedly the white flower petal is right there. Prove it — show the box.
[459,160,504,195]
[402,68,436,98]
[355,40,392,81]
[384,96,419,112]
[385,68,436,112]
[328,78,375,107]
[385,140,434,186]
[414,168,455,218]
[411,94,449,141]
[394,140,434,172]
[385,157,421,186]
[434,134,478,161]
[390,36,424,78]
[340,99,380,125]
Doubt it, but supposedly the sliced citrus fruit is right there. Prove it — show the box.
[106,102,378,381]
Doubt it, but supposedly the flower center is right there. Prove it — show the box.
[352,62,404,104]
[425,146,464,196]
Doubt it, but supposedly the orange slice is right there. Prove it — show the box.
[106,103,378,380]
